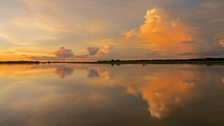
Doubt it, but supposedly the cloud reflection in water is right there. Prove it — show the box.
[0,64,224,125]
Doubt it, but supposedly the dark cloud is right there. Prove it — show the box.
[74,47,100,58]
[55,47,74,58]
[31,46,102,60]
[87,47,100,55]
[31,47,75,60]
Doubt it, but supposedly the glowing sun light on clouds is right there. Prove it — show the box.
[125,8,193,56]
[219,39,224,47]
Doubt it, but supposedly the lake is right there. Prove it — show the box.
[0,64,224,126]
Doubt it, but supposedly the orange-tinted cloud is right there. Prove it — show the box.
[98,45,111,55]
[139,72,194,118]
[219,39,224,47]
[122,69,195,118]
[125,8,193,55]
[124,29,137,38]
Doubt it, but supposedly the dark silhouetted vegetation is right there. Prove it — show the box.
[96,58,224,65]
[0,61,40,64]
[1,58,224,65]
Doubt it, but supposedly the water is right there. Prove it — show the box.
[0,64,224,126]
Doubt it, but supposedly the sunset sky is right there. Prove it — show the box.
[0,0,223,61]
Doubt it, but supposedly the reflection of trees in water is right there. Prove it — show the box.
[55,65,74,78]
[88,69,100,78]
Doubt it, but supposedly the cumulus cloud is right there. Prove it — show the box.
[55,47,74,58]
[74,46,110,58]
[124,8,193,56]
[30,46,110,60]
[31,47,75,60]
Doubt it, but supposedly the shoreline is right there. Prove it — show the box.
[0,58,224,65]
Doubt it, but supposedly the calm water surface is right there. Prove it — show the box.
[0,64,224,126]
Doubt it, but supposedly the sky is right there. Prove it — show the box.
[0,0,223,61]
